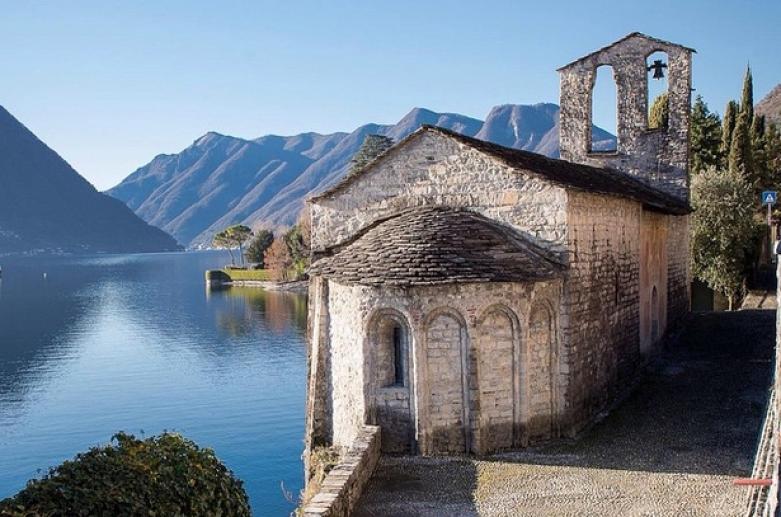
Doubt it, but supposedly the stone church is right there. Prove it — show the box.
[304,33,693,458]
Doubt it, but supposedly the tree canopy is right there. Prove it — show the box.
[244,229,274,266]
[350,134,394,172]
[722,100,739,157]
[264,238,294,281]
[691,167,756,310]
[690,96,723,174]
[212,225,253,266]
[0,432,250,516]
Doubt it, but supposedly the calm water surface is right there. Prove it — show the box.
[0,251,307,515]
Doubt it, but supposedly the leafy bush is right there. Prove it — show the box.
[0,432,250,517]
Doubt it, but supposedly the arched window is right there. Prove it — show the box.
[646,51,669,129]
[373,315,408,388]
[392,324,404,386]
[369,310,415,453]
[591,65,618,152]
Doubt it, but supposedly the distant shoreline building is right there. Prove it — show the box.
[304,33,693,461]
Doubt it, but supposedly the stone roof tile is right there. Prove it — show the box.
[309,207,565,286]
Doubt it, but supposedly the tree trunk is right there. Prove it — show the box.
[227,248,235,266]
[239,242,244,266]
[728,295,734,311]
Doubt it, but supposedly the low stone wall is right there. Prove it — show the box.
[303,426,381,517]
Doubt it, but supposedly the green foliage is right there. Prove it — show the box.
[0,432,250,517]
[729,111,755,183]
[244,229,274,266]
[764,123,781,188]
[212,225,253,266]
[281,226,308,280]
[741,65,754,124]
[722,100,738,157]
[648,92,669,129]
[350,134,394,172]
[690,96,723,174]
[691,167,755,309]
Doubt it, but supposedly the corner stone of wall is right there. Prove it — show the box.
[303,425,381,517]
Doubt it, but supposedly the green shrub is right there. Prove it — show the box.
[0,432,250,517]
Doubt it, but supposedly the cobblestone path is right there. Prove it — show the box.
[355,309,775,516]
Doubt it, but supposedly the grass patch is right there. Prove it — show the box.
[223,268,271,281]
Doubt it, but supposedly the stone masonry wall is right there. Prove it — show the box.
[302,425,381,517]
[527,304,555,440]
[328,281,369,448]
[666,214,691,326]
[473,309,515,452]
[316,277,563,456]
[562,191,642,434]
[310,131,568,255]
[426,311,468,454]
[559,34,693,201]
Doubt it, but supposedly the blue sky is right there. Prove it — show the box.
[2,0,779,190]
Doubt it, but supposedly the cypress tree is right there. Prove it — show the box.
[690,96,723,174]
[729,110,754,183]
[765,123,781,188]
[752,115,768,185]
[722,100,739,158]
[740,65,754,124]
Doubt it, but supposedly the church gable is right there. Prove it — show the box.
[309,129,569,255]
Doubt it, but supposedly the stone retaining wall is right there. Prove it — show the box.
[302,425,381,517]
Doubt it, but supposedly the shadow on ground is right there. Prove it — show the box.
[355,309,775,516]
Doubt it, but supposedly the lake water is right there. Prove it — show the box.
[0,251,307,515]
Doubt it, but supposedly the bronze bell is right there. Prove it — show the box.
[647,59,668,80]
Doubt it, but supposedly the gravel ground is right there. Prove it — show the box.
[355,309,775,517]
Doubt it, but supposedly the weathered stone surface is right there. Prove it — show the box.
[310,206,564,286]
[309,130,571,255]
[304,32,694,479]
[559,32,694,201]
[310,279,563,455]
[302,425,381,517]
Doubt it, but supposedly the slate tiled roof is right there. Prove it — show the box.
[311,125,690,215]
[309,207,565,286]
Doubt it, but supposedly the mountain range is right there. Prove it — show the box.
[0,106,181,255]
[108,103,616,249]
[757,83,781,126]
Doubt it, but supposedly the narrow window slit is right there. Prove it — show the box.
[393,324,404,386]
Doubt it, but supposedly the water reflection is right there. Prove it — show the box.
[0,252,307,515]
[215,287,308,336]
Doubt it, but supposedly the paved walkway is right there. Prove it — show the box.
[355,310,775,517]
